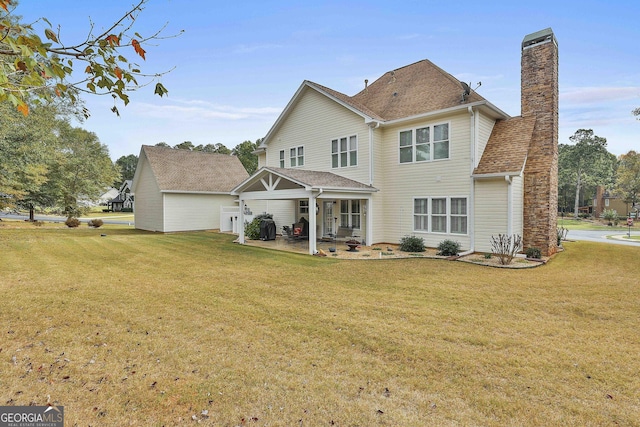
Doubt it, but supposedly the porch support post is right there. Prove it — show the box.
[366,196,373,246]
[308,194,317,254]
[238,197,245,244]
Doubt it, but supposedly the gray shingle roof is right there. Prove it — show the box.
[142,145,249,193]
[265,167,377,191]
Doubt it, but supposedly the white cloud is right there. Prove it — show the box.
[562,87,640,105]
[132,99,282,121]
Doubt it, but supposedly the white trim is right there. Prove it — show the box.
[412,196,469,236]
[383,101,509,125]
[289,145,305,168]
[330,134,358,169]
[398,121,451,164]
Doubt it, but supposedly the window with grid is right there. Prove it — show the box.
[340,200,361,229]
[450,197,467,234]
[431,198,447,233]
[279,150,285,168]
[290,146,304,167]
[414,198,429,231]
[332,135,357,168]
[399,123,449,163]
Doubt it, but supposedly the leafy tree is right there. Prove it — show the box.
[197,143,231,154]
[615,150,640,209]
[558,129,616,218]
[0,0,176,116]
[115,154,138,184]
[155,142,170,148]
[173,141,195,150]
[233,139,259,175]
[0,101,58,213]
[41,123,120,217]
[633,107,639,119]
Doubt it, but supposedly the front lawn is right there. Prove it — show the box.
[1,221,639,425]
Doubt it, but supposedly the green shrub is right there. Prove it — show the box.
[65,217,81,228]
[526,247,542,259]
[399,235,425,252]
[602,209,618,226]
[88,219,104,228]
[121,208,133,212]
[244,213,273,240]
[437,239,461,256]
[484,253,492,259]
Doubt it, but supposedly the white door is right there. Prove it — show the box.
[323,201,335,237]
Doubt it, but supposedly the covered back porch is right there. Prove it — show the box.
[231,167,378,255]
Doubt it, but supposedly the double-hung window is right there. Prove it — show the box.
[340,200,361,229]
[279,150,285,168]
[332,135,357,168]
[413,197,467,234]
[290,146,304,167]
[299,200,309,215]
[399,123,449,163]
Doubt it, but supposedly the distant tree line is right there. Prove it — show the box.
[559,129,640,218]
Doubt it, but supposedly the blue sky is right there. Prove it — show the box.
[15,0,640,160]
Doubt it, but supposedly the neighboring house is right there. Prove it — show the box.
[107,180,134,212]
[98,187,119,206]
[233,28,559,256]
[131,145,250,232]
[593,185,631,218]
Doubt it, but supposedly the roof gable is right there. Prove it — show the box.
[139,145,249,193]
[474,116,537,176]
[233,167,378,194]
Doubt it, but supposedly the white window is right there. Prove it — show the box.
[332,135,357,168]
[414,198,428,231]
[279,150,285,168]
[431,198,447,233]
[399,123,449,163]
[413,196,468,235]
[290,146,304,167]
[299,200,309,215]
[340,200,361,229]
[450,197,468,234]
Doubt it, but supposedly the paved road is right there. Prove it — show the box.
[565,229,640,247]
[0,212,134,226]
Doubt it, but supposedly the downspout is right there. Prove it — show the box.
[368,121,379,186]
[461,106,476,255]
[506,175,513,236]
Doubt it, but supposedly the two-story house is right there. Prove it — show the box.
[233,28,559,256]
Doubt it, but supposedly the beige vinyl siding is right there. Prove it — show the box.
[476,112,495,167]
[373,112,472,249]
[163,193,236,232]
[257,152,266,169]
[474,178,509,253]
[256,200,293,234]
[133,156,164,232]
[266,88,371,184]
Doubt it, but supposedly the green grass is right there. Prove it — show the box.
[557,217,633,231]
[1,221,640,425]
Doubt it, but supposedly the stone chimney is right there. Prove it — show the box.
[521,28,558,256]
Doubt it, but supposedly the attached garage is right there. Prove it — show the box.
[131,145,249,233]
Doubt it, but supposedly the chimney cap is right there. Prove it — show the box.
[522,28,556,49]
